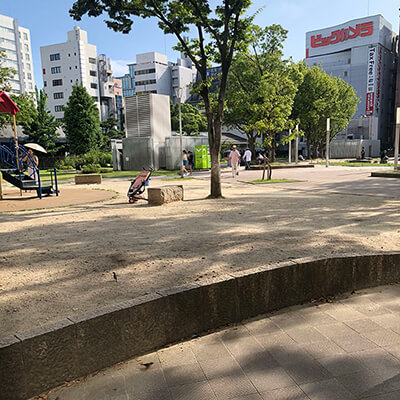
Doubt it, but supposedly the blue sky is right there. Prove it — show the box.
[1,0,399,89]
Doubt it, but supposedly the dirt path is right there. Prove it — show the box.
[1,169,400,337]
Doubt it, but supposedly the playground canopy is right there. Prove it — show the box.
[0,91,20,115]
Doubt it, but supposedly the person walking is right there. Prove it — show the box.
[182,150,189,176]
[243,148,252,170]
[228,145,241,178]
[188,151,194,175]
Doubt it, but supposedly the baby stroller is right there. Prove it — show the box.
[127,169,153,204]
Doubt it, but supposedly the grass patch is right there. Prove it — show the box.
[250,179,297,184]
[39,169,179,182]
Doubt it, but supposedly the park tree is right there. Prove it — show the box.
[171,102,207,135]
[23,88,60,153]
[70,0,252,198]
[293,65,359,159]
[0,49,15,93]
[63,83,102,154]
[0,92,37,131]
[100,116,125,149]
[225,25,303,160]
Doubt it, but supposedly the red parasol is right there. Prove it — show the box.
[0,91,20,114]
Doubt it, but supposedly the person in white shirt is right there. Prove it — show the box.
[243,148,252,170]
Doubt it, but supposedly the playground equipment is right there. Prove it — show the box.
[0,91,58,199]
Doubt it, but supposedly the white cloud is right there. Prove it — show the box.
[110,59,132,76]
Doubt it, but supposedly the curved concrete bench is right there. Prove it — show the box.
[2,252,400,400]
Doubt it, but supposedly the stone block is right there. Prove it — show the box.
[0,335,25,400]
[148,185,183,205]
[75,174,102,184]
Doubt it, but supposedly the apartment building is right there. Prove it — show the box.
[0,13,34,94]
[40,26,99,121]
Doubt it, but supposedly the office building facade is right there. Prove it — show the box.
[0,13,34,94]
[40,27,100,121]
[306,15,397,143]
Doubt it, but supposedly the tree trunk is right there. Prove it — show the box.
[247,133,256,158]
[270,135,276,162]
[209,118,222,198]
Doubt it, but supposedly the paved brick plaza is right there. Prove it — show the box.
[43,284,400,400]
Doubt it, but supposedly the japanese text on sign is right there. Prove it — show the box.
[365,46,376,116]
[311,21,373,48]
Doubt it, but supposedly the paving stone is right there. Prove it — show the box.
[384,344,400,361]
[361,328,400,347]
[269,312,308,330]
[337,370,393,398]
[198,356,242,380]
[352,348,400,371]
[284,361,332,385]
[158,344,197,367]
[284,327,326,344]
[296,309,337,326]
[254,331,296,348]
[170,381,217,400]
[191,339,231,362]
[246,367,296,392]
[268,344,315,367]
[231,395,263,400]
[129,390,173,400]
[124,369,168,394]
[234,349,279,373]
[352,303,392,317]
[209,373,257,399]
[244,318,281,336]
[323,305,365,322]
[260,386,310,400]
[331,334,377,353]
[163,362,207,387]
[344,319,383,333]
[317,354,366,377]
[301,340,345,359]
[223,336,264,358]
[315,323,357,339]
[300,378,355,400]
[359,392,400,400]
[219,325,253,342]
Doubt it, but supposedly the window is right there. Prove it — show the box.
[50,53,60,61]
[0,26,14,34]
[135,68,156,76]
[42,68,46,75]
[27,72,32,80]
[0,37,15,46]
[51,66,61,74]
[89,57,96,64]
[54,92,64,99]
[136,79,157,86]
[23,32,28,40]
[92,96,98,101]
[344,71,348,77]
[90,83,97,89]
[52,79,62,86]
[54,105,63,112]
[56,118,63,122]
[24,44,29,52]
[25,53,30,61]
[26,63,31,70]
[28,82,33,90]
[90,70,97,76]
[44,81,47,87]
[74,52,76,56]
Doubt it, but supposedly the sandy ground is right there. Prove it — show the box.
[1,165,400,337]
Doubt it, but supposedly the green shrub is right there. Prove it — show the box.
[82,150,112,167]
[81,163,101,174]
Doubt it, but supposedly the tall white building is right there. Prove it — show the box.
[40,27,99,121]
[0,14,34,94]
[130,52,197,104]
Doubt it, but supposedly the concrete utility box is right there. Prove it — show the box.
[124,93,171,170]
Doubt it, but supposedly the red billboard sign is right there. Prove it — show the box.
[311,21,373,48]
[366,92,374,115]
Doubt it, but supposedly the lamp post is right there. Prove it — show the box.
[175,87,183,177]
[394,108,400,171]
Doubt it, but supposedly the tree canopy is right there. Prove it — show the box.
[0,50,15,93]
[100,116,125,149]
[0,92,36,131]
[293,65,359,158]
[70,0,253,198]
[63,83,102,154]
[225,25,303,157]
[23,88,60,154]
[171,102,207,135]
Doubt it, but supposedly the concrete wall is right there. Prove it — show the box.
[122,137,155,170]
[165,136,208,170]
[330,139,380,158]
[2,252,400,400]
